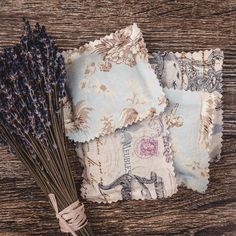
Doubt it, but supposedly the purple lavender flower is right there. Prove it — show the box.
[0,18,67,149]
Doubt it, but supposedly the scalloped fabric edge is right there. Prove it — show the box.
[76,114,177,203]
[62,23,166,143]
[163,88,214,193]
[149,49,224,163]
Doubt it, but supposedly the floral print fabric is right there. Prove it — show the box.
[63,24,166,142]
[150,49,223,162]
[163,88,219,192]
[76,115,177,203]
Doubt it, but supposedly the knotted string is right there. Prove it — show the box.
[49,194,88,236]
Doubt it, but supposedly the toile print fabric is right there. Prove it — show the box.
[62,24,166,143]
[163,88,219,192]
[76,114,177,203]
[61,22,224,196]
[150,49,224,162]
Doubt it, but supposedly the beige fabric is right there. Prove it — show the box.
[76,115,177,203]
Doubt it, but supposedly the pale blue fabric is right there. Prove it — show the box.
[150,49,224,162]
[66,56,166,143]
[63,24,166,143]
[164,88,209,192]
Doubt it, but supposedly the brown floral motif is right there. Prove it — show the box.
[165,104,184,128]
[63,97,74,133]
[100,115,114,135]
[65,100,93,133]
[84,62,96,78]
[99,61,112,72]
[121,107,139,126]
[93,24,148,67]
[149,107,157,117]
[199,115,213,148]
[99,84,108,92]
[198,93,218,148]
[157,95,167,106]
[120,92,148,126]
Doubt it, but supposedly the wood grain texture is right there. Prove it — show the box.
[0,0,236,235]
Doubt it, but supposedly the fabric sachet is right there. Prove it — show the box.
[163,88,219,192]
[76,114,177,203]
[63,24,166,143]
[150,49,223,162]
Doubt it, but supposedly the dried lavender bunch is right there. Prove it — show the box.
[0,19,94,236]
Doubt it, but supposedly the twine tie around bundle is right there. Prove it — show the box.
[49,194,87,236]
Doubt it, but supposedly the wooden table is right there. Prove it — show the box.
[0,1,235,235]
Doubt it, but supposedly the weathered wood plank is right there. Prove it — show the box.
[0,0,235,235]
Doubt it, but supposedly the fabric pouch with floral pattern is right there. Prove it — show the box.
[63,24,166,143]
[163,88,219,192]
[150,49,223,162]
[76,114,177,203]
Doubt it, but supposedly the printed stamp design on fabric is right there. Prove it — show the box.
[77,114,177,203]
[134,136,158,159]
